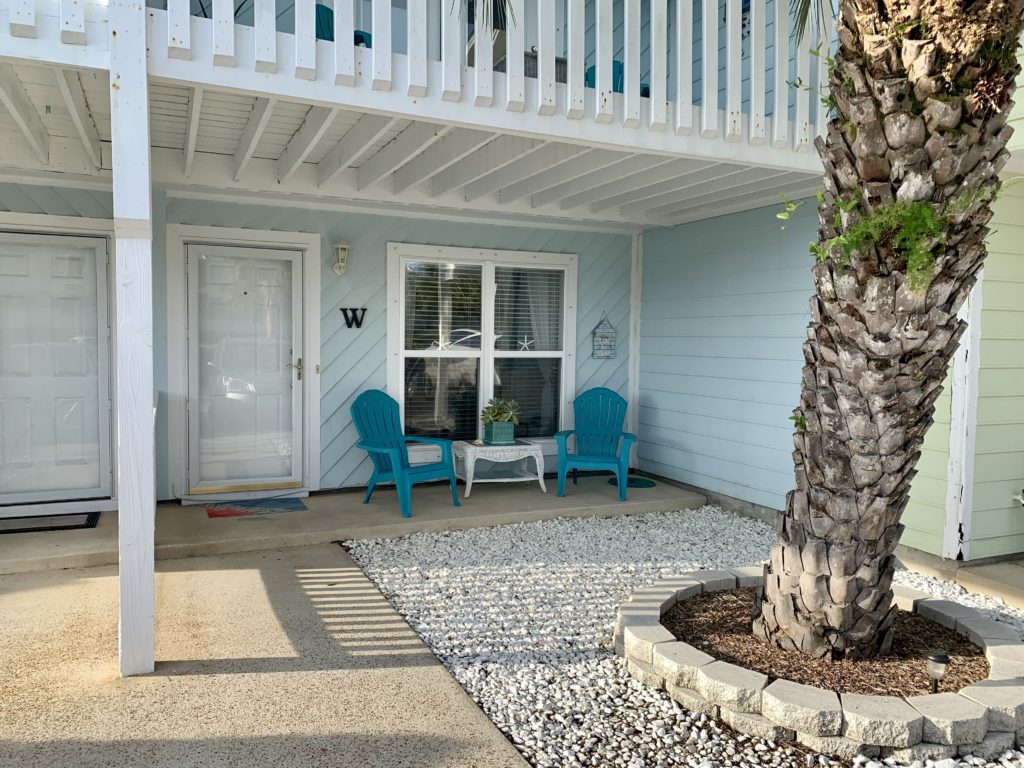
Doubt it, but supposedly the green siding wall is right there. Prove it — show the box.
[967,183,1024,560]
[900,379,950,557]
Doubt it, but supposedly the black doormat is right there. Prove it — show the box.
[0,511,101,535]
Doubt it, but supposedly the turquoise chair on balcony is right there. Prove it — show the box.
[351,390,460,518]
[555,387,637,502]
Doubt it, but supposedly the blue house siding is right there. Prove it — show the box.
[638,202,816,509]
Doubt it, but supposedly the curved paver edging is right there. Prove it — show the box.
[613,567,1024,762]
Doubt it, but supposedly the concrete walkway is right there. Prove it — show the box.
[2,476,704,575]
[0,544,529,768]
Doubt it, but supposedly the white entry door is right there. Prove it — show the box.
[0,233,112,507]
[186,244,304,495]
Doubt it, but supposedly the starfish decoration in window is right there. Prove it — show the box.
[518,335,534,351]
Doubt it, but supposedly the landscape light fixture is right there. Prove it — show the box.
[926,649,950,693]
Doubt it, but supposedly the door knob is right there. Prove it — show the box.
[287,358,303,380]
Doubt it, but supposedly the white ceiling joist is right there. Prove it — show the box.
[558,157,708,210]
[651,173,815,219]
[623,167,792,217]
[0,63,49,164]
[232,97,275,180]
[183,86,203,177]
[462,143,588,201]
[429,135,543,197]
[589,163,746,213]
[498,149,623,204]
[659,177,819,225]
[54,69,101,171]
[392,128,494,194]
[278,106,337,182]
[317,113,396,187]
[530,155,670,208]
[357,122,451,190]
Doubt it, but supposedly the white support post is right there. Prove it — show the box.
[408,0,428,96]
[334,0,354,83]
[254,0,276,73]
[0,63,49,164]
[749,0,766,144]
[59,0,86,43]
[623,0,640,128]
[167,0,191,59]
[537,0,556,115]
[213,0,235,66]
[566,0,584,119]
[9,0,36,37]
[55,69,101,171]
[700,0,718,138]
[771,0,789,148]
[441,0,461,101]
[595,0,613,123]
[372,0,392,90]
[795,24,811,150]
[294,0,316,80]
[505,0,525,112]
[674,0,693,135]
[724,0,742,140]
[109,0,156,678]
[649,0,668,131]
[474,4,493,107]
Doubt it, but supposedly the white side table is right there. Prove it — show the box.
[452,440,547,499]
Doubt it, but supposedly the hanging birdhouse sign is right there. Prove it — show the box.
[592,313,616,359]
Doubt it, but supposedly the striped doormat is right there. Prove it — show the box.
[206,497,308,518]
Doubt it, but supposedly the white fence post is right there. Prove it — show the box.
[749,0,766,144]
[408,0,428,96]
[674,0,693,135]
[649,0,668,131]
[372,0,392,90]
[700,0,717,138]
[595,0,613,123]
[623,0,640,128]
[506,0,525,111]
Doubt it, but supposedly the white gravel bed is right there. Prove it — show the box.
[345,505,1024,768]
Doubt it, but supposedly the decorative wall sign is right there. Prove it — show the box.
[341,308,367,328]
[592,312,616,359]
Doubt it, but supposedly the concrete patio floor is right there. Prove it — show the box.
[0,543,530,768]
[1,475,705,575]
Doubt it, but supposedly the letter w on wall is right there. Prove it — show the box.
[341,308,367,328]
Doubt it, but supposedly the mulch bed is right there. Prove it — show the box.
[661,587,989,696]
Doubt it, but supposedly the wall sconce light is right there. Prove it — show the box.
[333,243,351,276]
[926,649,950,693]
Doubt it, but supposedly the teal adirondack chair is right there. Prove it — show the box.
[350,390,460,518]
[555,387,637,502]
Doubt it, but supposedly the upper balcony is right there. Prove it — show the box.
[0,0,830,227]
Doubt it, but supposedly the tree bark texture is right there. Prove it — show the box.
[754,0,1024,658]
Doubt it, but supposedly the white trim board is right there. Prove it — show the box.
[627,232,643,469]
[165,224,322,500]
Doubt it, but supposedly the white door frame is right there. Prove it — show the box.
[0,212,119,518]
[166,224,321,500]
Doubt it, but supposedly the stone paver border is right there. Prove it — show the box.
[614,568,1024,762]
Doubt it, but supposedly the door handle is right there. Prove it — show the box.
[287,358,303,380]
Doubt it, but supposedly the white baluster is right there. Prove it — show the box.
[506,0,525,111]
[537,0,556,114]
[334,0,354,84]
[213,0,235,67]
[816,10,831,138]
[442,0,461,101]
[674,0,693,135]
[749,0,766,144]
[566,0,584,119]
[700,0,717,137]
[475,2,493,106]
[295,0,316,80]
[771,0,789,148]
[372,0,391,90]
[60,0,85,43]
[408,0,427,96]
[725,0,741,139]
[595,0,613,123]
[795,21,811,150]
[9,0,35,38]
[649,0,668,131]
[624,0,640,127]
[255,0,276,73]
[167,0,191,59]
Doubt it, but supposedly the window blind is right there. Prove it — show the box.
[494,267,564,352]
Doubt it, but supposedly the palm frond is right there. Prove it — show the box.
[457,0,516,30]
[792,0,835,44]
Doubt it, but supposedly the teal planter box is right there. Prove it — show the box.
[483,421,515,445]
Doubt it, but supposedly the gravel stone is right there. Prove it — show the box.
[843,693,924,747]
[907,693,989,745]
[762,679,843,736]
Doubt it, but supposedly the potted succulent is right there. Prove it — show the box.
[481,398,519,445]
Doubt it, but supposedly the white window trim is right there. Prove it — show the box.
[0,212,119,519]
[166,224,322,500]
[386,243,578,459]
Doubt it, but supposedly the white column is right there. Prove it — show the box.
[110,0,156,677]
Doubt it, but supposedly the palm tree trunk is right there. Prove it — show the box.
[754,0,1023,659]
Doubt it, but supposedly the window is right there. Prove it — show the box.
[388,244,577,442]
